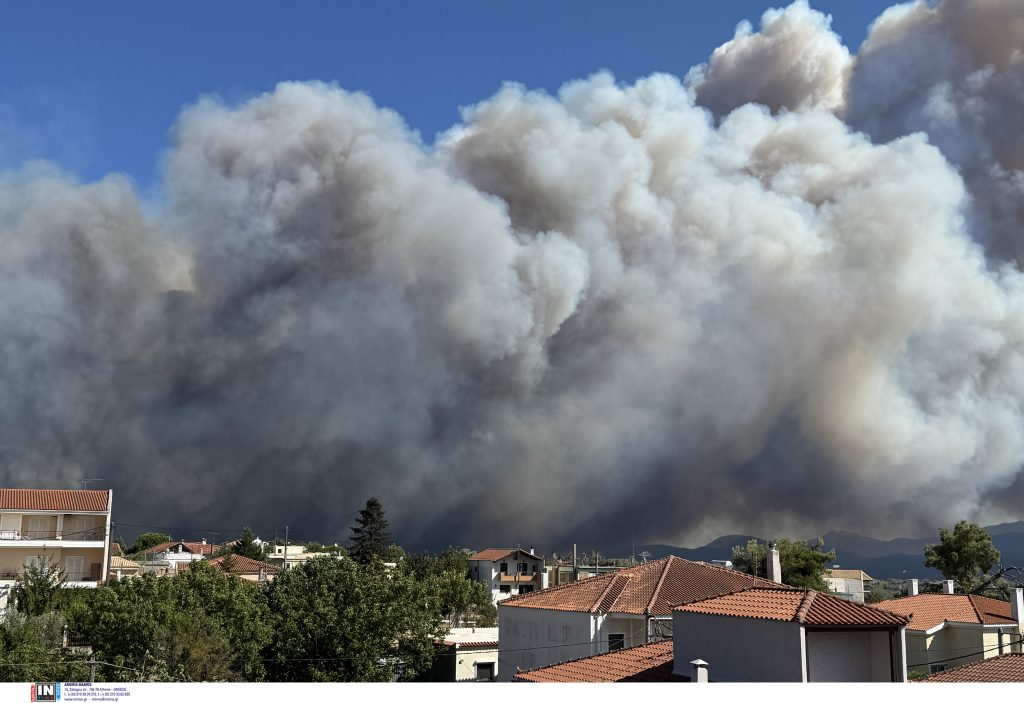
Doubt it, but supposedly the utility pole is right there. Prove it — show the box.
[284,525,289,571]
[89,655,96,683]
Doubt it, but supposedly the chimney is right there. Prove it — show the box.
[530,546,535,555]
[690,659,709,683]
[908,579,919,596]
[943,580,955,595]
[767,544,782,584]
[1012,589,1023,624]
[201,538,207,545]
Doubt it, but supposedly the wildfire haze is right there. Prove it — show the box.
[2,0,1024,548]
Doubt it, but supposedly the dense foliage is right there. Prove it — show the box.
[348,497,392,564]
[127,533,171,555]
[924,520,1002,594]
[731,538,836,590]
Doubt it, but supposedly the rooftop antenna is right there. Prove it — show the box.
[78,478,103,488]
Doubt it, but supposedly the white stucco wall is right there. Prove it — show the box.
[805,630,895,681]
[673,611,806,682]
[498,607,597,681]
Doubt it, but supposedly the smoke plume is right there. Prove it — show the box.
[2,0,1024,548]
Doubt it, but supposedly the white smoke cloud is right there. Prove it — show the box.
[1,1,1023,546]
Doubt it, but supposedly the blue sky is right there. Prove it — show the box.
[1,1,898,189]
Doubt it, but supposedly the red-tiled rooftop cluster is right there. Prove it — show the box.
[874,593,1016,631]
[918,653,1024,682]
[468,548,541,561]
[142,540,219,556]
[675,587,909,627]
[206,555,279,576]
[0,488,110,512]
[501,555,790,616]
[513,641,680,682]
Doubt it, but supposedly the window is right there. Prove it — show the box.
[499,562,508,574]
[475,662,495,681]
[518,562,528,574]
[499,585,511,594]
[65,556,84,582]
[929,664,946,674]
[532,564,538,574]
[28,517,50,539]
[608,634,625,651]
[518,585,534,594]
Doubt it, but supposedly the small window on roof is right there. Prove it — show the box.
[608,634,625,651]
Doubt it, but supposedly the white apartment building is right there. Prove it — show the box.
[0,488,113,610]
[468,548,548,604]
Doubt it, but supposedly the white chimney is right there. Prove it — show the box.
[529,547,535,555]
[201,538,207,545]
[1012,589,1023,624]
[943,580,955,594]
[690,659,709,683]
[908,579,919,596]
[767,544,782,584]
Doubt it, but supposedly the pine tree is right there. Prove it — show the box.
[348,497,392,565]
[232,526,264,561]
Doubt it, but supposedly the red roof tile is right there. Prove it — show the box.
[207,555,279,575]
[874,594,1016,631]
[675,587,909,627]
[0,489,110,512]
[513,641,680,683]
[469,548,542,562]
[501,556,790,616]
[918,654,1024,682]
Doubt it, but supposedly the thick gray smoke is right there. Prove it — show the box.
[2,0,1023,548]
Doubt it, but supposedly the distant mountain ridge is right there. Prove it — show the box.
[621,521,1024,580]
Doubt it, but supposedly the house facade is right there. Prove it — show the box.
[0,488,113,610]
[875,583,1023,676]
[825,568,873,603]
[469,548,548,604]
[497,555,789,680]
[140,539,217,573]
[672,586,909,682]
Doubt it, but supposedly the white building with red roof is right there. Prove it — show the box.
[875,581,1024,676]
[673,586,910,681]
[497,555,789,680]
[0,488,113,609]
[468,547,547,605]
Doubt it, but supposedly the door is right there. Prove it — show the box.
[65,556,85,582]
[73,517,94,539]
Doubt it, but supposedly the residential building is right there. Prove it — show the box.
[140,539,217,573]
[875,580,1023,676]
[918,653,1024,682]
[265,544,329,570]
[497,555,789,680]
[426,627,499,682]
[108,555,141,580]
[672,586,909,681]
[826,568,873,603]
[0,488,113,610]
[468,548,547,604]
[513,640,680,682]
[204,554,279,582]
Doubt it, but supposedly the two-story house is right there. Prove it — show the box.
[469,548,548,604]
[0,488,113,609]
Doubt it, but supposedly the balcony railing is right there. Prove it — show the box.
[0,564,102,582]
[0,529,104,541]
[498,572,543,583]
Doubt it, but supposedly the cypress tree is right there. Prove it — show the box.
[349,497,391,564]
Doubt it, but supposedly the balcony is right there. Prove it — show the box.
[498,572,544,584]
[0,529,104,541]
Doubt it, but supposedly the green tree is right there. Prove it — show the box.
[348,497,392,565]
[731,538,836,591]
[0,611,91,682]
[11,557,66,616]
[66,563,272,681]
[232,527,264,561]
[924,520,1001,594]
[128,532,171,555]
[426,570,495,628]
[264,556,444,681]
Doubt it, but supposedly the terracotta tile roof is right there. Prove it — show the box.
[469,548,542,562]
[513,641,680,682]
[109,556,140,570]
[501,556,789,616]
[918,653,1024,682]
[0,489,110,512]
[874,594,1016,631]
[675,587,909,627]
[207,555,279,575]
